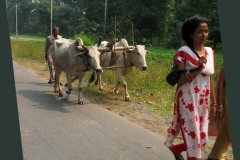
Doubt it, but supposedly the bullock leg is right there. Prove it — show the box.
[64,75,78,87]
[115,70,130,101]
[77,72,85,105]
[53,67,60,93]
[54,68,64,97]
[87,71,96,87]
[114,70,121,94]
[65,70,74,94]
[88,72,103,91]
[97,74,103,91]
[114,80,121,95]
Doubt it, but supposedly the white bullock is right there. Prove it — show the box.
[67,38,151,101]
[50,37,103,104]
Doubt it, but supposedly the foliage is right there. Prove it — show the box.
[6,0,221,49]
[73,32,98,46]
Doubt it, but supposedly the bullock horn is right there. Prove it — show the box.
[145,44,152,47]
[134,42,137,47]
[97,36,102,47]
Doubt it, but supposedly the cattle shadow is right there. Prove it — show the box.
[15,81,56,87]
[16,89,83,113]
[16,79,126,110]
[79,85,130,106]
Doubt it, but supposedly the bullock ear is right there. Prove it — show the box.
[146,50,150,54]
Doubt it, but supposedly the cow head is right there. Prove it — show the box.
[125,43,151,71]
[75,45,103,74]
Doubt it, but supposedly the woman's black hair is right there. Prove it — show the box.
[181,14,209,47]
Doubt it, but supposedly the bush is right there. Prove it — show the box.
[73,32,98,46]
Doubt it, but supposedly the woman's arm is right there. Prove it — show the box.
[215,64,225,117]
[209,76,217,120]
[176,61,202,86]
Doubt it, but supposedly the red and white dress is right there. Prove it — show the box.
[165,46,215,158]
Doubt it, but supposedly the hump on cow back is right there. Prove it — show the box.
[55,39,66,47]
[75,37,83,46]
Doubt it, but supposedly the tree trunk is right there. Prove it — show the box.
[158,34,161,46]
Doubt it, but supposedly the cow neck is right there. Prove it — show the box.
[122,51,133,66]
[81,52,92,71]
[128,49,139,66]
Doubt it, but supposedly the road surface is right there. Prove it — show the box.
[14,61,179,160]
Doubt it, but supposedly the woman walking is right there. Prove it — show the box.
[164,15,217,160]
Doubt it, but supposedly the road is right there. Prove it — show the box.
[14,61,178,160]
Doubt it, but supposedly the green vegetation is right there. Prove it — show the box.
[6,0,220,49]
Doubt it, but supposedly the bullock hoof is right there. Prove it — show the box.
[66,90,71,94]
[59,92,64,97]
[78,100,84,105]
[99,88,103,91]
[54,90,59,93]
[125,97,130,101]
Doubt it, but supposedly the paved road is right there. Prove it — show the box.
[14,61,178,160]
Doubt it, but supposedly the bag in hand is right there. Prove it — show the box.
[166,64,186,86]
[166,47,202,86]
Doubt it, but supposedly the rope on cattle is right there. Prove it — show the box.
[102,64,132,70]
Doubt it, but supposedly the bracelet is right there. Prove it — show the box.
[210,103,217,107]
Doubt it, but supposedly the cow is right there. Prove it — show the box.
[50,37,103,104]
[66,38,151,102]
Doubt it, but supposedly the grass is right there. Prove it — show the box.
[10,34,46,41]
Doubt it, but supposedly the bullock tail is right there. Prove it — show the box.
[88,71,95,87]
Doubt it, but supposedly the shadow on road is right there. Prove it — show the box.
[16,89,83,113]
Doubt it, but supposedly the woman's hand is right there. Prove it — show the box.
[199,56,207,67]
[209,104,216,120]
[216,105,223,117]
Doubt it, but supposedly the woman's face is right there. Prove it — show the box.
[191,22,209,46]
